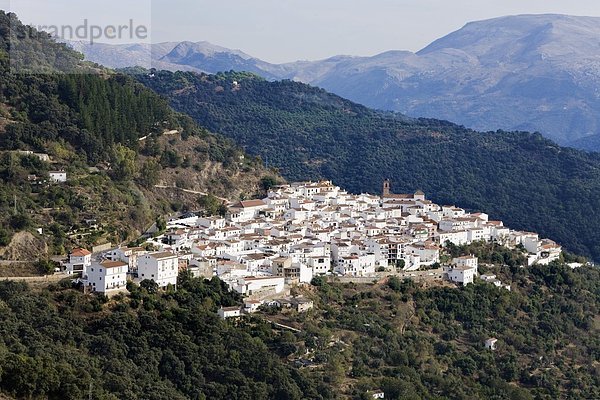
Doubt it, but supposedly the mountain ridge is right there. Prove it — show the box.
[132,69,600,261]
[71,14,600,150]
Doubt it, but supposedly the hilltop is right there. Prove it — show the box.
[133,70,600,261]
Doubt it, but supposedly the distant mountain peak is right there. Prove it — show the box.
[72,13,600,150]
[418,14,600,58]
[162,40,254,61]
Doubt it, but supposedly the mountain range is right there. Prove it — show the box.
[70,14,600,151]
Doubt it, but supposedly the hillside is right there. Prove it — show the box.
[78,15,600,151]
[0,12,276,259]
[0,261,598,399]
[302,261,600,399]
[0,276,332,400]
[133,70,600,261]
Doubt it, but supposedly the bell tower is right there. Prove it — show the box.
[382,179,391,197]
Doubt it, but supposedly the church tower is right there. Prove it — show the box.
[382,179,391,197]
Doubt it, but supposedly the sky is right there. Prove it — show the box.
[4,0,600,63]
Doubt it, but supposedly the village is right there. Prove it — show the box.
[63,180,563,317]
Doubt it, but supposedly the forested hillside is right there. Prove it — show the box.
[0,12,275,257]
[304,262,600,399]
[0,275,332,400]
[0,261,597,399]
[133,70,600,261]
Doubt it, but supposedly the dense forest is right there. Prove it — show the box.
[0,275,332,400]
[0,262,597,399]
[302,262,600,399]
[133,70,600,261]
[0,12,273,253]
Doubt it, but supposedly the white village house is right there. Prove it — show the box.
[66,248,92,275]
[446,265,476,285]
[218,306,242,319]
[49,170,67,183]
[137,252,179,289]
[84,260,128,294]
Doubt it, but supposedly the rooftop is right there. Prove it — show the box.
[231,199,266,208]
[71,248,91,257]
[100,260,127,269]
[149,251,177,260]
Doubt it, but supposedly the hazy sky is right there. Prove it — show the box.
[4,0,600,63]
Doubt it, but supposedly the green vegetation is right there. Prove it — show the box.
[134,70,600,261]
[197,194,227,217]
[0,274,332,399]
[0,262,596,399]
[0,12,272,254]
[445,241,527,268]
[293,263,599,399]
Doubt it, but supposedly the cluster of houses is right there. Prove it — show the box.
[218,296,314,319]
[64,180,561,297]
[65,247,180,295]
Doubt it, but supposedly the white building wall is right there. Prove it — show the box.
[86,263,128,293]
[137,254,179,288]
[447,267,475,285]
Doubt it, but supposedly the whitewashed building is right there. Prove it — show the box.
[446,265,476,285]
[218,306,242,319]
[485,338,498,350]
[137,252,179,288]
[452,256,478,274]
[228,200,267,222]
[85,260,128,294]
[66,248,92,275]
[49,170,67,183]
[233,276,285,296]
[335,254,376,276]
[107,246,147,271]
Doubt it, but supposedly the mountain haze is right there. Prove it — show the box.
[74,14,600,150]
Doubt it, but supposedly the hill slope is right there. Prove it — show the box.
[78,14,600,150]
[0,261,598,399]
[134,70,600,261]
[304,263,600,399]
[0,12,275,258]
[0,276,332,400]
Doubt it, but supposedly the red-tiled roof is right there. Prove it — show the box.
[100,260,127,269]
[150,251,177,260]
[231,199,266,208]
[71,248,91,257]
